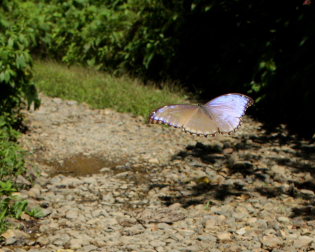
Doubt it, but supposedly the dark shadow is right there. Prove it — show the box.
[159,181,245,208]
[172,141,271,179]
[247,127,315,176]
[156,177,315,220]
[164,133,315,220]
[191,182,245,201]
[295,181,315,193]
[172,142,225,164]
[148,183,169,190]
[290,206,315,221]
[255,186,295,198]
[159,195,204,208]
[248,126,297,146]
[127,117,315,219]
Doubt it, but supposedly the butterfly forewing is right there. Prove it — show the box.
[150,104,200,128]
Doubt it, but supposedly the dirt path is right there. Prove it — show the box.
[1,94,315,252]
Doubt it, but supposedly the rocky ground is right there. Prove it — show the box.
[1,94,315,252]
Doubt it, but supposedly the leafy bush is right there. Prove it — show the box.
[0,28,40,122]
[58,2,130,70]
[13,0,131,71]
[1,1,42,235]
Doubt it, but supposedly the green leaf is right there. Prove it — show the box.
[12,200,28,219]
[16,55,26,69]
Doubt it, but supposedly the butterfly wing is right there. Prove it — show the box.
[179,106,223,135]
[149,104,200,128]
[149,93,253,136]
[202,93,254,133]
[149,104,222,135]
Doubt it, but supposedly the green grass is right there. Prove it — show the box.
[33,60,188,118]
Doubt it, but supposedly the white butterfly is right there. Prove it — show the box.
[149,93,254,136]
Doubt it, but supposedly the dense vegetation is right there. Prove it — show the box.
[0,1,41,235]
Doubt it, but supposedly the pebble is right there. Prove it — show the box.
[198,235,217,242]
[2,229,30,245]
[294,236,314,248]
[300,189,315,196]
[37,236,50,245]
[256,219,268,229]
[16,175,32,185]
[277,216,290,223]
[69,238,83,249]
[66,209,79,219]
[148,158,159,164]
[236,227,247,235]
[150,240,166,247]
[27,184,42,198]
[205,215,226,229]
[247,217,257,224]
[81,245,98,252]
[217,232,232,241]
[121,224,145,235]
[261,235,283,248]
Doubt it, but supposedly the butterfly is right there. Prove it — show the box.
[149,93,254,136]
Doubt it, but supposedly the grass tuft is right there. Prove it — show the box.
[33,60,188,118]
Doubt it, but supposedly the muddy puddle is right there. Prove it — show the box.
[46,154,154,185]
[47,153,125,177]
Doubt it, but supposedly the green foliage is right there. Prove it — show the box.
[0,180,23,231]
[0,127,25,181]
[0,125,28,234]
[120,0,182,78]
[0,181,16,196]
[0,175,44,234]
[0,192,28,234]
[26,207,45,219]
[3,0,182,76]
[0,17,33,231]
[0,28,40,121]
[11,0,132,71]
[0,15,38,232]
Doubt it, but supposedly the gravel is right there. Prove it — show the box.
[1,94,314,251]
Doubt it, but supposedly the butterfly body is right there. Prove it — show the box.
[149,93,253,136]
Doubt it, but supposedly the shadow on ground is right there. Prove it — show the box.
[160,127,315,220]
